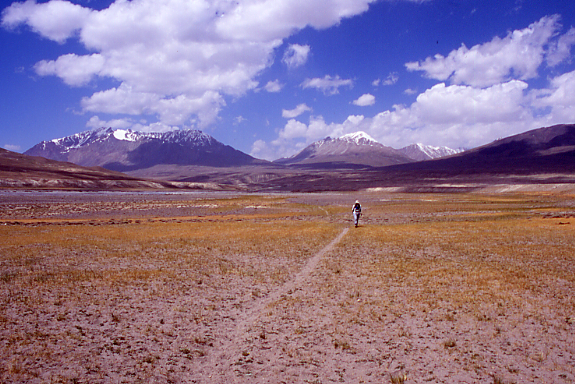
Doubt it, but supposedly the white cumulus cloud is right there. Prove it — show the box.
[250,139,272,159]
[282,44,311,68]
[282,103,312,118]
[264,80,284,93]
[1,0,92,43]
[352,93,375,106]
[34,53,105,86]
[411,81,529,125]
[301,75,353,95]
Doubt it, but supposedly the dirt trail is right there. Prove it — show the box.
[204,227,349,381]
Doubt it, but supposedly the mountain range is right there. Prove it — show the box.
[5,123,575,192]
[275,132,463,167]
[25,128,461,173]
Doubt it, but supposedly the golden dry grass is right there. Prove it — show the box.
[1,217,339,291]
[347,196,575,310]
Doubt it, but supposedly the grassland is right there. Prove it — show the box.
[0,191,574,383]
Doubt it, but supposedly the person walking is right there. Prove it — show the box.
[352,200,362,227]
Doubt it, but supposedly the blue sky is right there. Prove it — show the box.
[2,0,575,160]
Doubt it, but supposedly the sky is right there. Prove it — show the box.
[1,0,575,160]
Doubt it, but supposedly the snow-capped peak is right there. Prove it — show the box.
[339,131,378,145]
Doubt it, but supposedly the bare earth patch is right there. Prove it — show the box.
[0,191,574,383]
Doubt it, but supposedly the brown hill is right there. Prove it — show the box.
[0,148,209,190]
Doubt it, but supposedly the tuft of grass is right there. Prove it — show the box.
[333,338,351,351]
[389,369,408,383]
[492,375,516,384]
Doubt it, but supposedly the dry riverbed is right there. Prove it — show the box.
[1,191,574,383]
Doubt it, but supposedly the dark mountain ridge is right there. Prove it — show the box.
[393,123,575,175]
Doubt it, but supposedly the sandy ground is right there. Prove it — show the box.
[0,191,574,383]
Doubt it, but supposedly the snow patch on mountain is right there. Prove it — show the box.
[113,129,138,142]
[399,143,464,161]
[339,131,378,145]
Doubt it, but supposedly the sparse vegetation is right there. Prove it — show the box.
[1,192,574,383]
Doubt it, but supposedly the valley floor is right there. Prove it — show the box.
[0,191,574,383]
